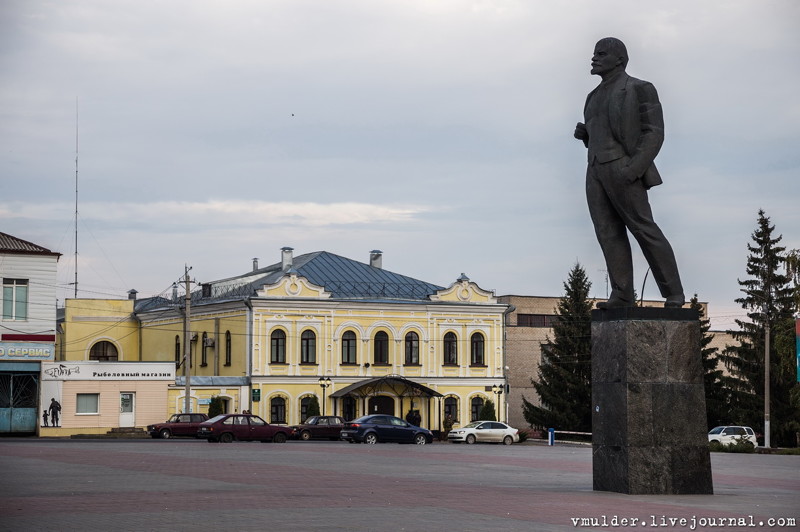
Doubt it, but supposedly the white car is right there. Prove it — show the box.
[448,421,520,445]
[708,426,757,447]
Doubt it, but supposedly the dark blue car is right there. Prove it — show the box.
[340,414,433,445]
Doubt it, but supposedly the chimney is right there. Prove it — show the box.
[281,246,294,272]
[127,289,138,300]
[252,257,259,271]
[370,250,383,269]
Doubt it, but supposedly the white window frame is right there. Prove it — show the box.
[76,393,100,415]
[2,278,28,321]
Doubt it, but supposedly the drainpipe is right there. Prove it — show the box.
[502,304,515,424]
[214,317,220,376]
[244,297,254,413]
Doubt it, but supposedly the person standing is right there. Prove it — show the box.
[49,398,61,427]
[574,37,684,309]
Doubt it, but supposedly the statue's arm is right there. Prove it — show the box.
[626,81,664,178]
[574,122,588,147]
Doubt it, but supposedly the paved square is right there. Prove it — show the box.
[0,439,797,531]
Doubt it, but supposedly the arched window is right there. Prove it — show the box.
[300,396,312,423]
[270,397,286,424]
[444,396,458,422]
[374,331,389,364]
[341,331,357,364]
[471,397,484,421]
[301,330,316,364]
[224,331,231,366]
[89,341,118,361]
[444,332,458,365]
[470,332,485,366]
[271,329,286,363]
[201,332,208,366]
[175,335,181,365]
[404,331,419,365]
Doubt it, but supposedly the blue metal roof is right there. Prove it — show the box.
[131,251,446,310]
[254,251,443,300]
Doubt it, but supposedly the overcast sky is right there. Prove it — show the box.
[2,1,798,330]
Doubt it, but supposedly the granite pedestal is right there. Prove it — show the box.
[591,307,713,495]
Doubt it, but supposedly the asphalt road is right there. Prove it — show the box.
[0,438,797,531]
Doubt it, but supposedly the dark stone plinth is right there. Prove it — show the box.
[592,308,713,495]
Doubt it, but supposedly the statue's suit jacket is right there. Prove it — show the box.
[582,73,665,190]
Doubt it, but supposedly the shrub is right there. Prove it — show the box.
[478,400,496,421]
[208,396,224,418]
[305,396,321,419]
[709,437,756,453]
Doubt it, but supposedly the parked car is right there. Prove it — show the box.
[197,414,291,443]
[708,426,757,447]
[448,421,520,445]
[147,413,209,439]
[291,415,346,441]
[340,415,433,445]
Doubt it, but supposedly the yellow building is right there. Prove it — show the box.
[134,248,510,433]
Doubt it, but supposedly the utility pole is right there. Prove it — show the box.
[183,266,192,414]
[764,317,771,448]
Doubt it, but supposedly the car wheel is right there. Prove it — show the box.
[364,432,378,445]
[159,429,171,439]
[273,432,287,443]
[503,435,513,446]
[300,430,312,441]
[414,433,427,445]
[466,434,476,444]
[220,432,234,443]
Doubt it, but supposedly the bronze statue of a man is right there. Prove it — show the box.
[574,37,684,309]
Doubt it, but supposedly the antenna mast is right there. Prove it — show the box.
[74,98,79,298]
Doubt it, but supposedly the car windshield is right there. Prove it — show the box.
[463,422,483,429]
[168,415,181,422]
[206,415,228,423]
[708,427,724,434]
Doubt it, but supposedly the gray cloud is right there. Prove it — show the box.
[2,0,798,330]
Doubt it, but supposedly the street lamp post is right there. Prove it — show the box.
[319,377,332,416]
[492,384,504,422]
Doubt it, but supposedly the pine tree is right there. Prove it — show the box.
[689,295,728,428]
[719,210,798,446]
[208,396,224,418]
[306,396,321,419]
[521,263,592,432]
[478,399,497,421]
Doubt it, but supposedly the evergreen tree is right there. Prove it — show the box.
[306,396,321,419]
[521,263,592,432]
[208,396,224,418]
[719,210,798,446]
[478,399,497,421]
[689,295,728,428]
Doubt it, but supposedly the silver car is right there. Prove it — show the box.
[448,421,520,445]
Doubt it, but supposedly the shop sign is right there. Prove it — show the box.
[0,342,55,360]
[42,362,175,381]
[252,389,261,402]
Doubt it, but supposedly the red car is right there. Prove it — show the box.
[291,415,346,441]
[197,414,290,443]
[147,413,209,439]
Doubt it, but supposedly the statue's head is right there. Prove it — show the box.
[591,37,628,76]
